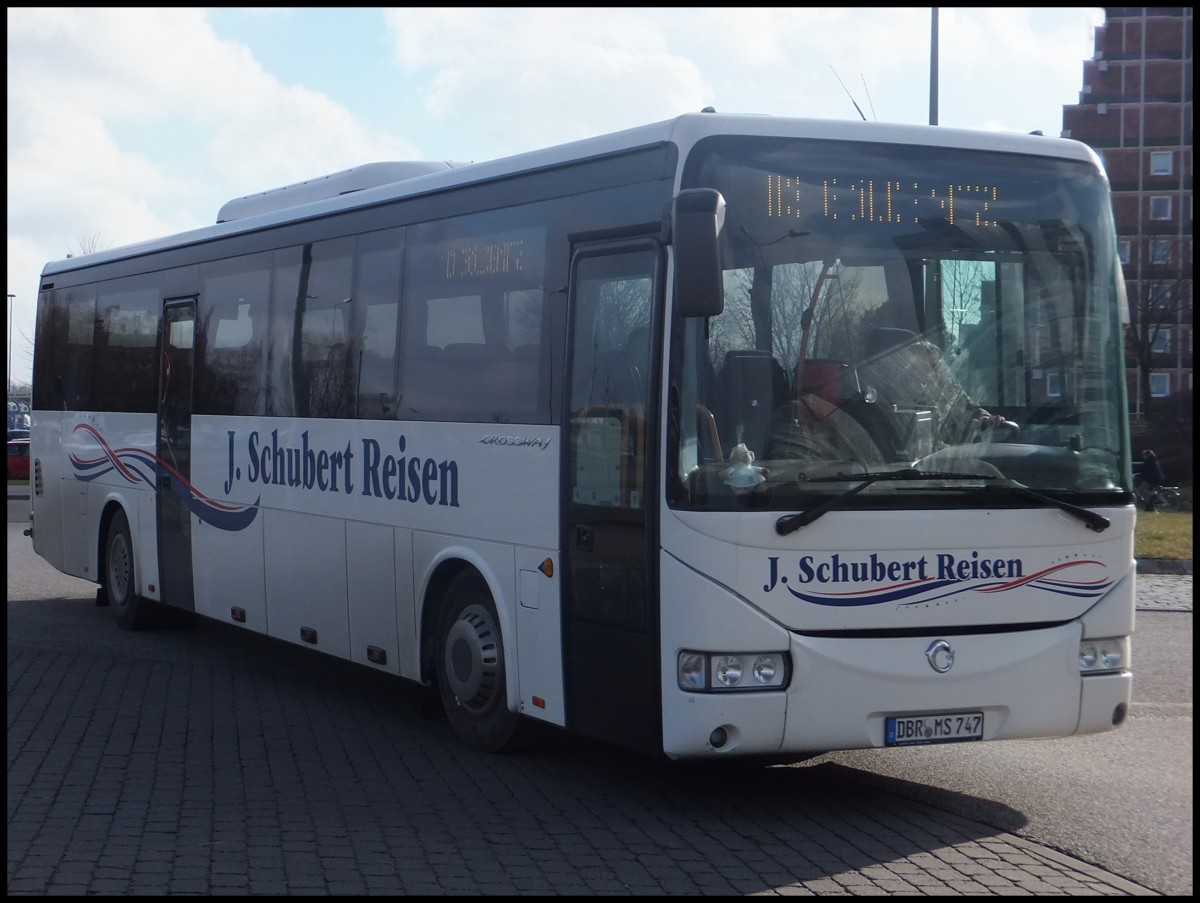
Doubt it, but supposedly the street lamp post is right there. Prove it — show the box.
[929,7,939,126]
[7,293,13,398]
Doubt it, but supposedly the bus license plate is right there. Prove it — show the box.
[885,712,984,747]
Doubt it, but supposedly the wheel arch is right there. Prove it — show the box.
[416,546,519,711]
[95,498,130,592]
[418,556,472,683]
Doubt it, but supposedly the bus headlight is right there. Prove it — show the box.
[678,651,790,692]
[1079,636,1130,674]
[714,656,743,687]
[678,652,707,690]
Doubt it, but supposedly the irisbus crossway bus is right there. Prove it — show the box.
[28,111,1135,760]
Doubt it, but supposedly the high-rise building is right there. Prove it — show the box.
[1062,7,1192,437]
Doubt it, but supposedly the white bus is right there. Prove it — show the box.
[29,112,1135,760]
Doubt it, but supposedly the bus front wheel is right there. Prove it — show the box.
[103,508,158,630]
[435,571,524,752]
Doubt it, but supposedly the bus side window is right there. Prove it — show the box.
[399,295,484,420]
[353,228,404,420]
[33,285,97,412]
[501,289,545,417]
[200,308,264,416]
[93,278,159,414]
[198,253,271,416]
[356,346,398,419]
[274,238,356,419]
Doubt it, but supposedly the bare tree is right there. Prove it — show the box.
[940,259,987,343]
[66,230,108,259]
[712,262,866,374]
[1127,265,1191,426]
[7,323,35,396]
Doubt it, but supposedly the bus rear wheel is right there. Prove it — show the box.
[435,571,524,752]
[103,508,159,630]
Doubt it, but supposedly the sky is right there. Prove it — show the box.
[6,7,1106,388]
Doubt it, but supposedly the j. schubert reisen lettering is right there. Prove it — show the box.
[226,430,459,507]
[763,551,1024,592]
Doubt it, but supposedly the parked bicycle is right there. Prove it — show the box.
[1139,484,1183,513]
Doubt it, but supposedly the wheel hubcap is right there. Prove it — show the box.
[108,534,131,607]
[443,604,501,715]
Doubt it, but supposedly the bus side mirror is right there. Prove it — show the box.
[673,188,725,318]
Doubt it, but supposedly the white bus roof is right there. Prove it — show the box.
[214,160,465,223]
[41,111,1102,278]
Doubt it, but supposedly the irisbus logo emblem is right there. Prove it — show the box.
[925,640,955,673]
[762,553,1113,607]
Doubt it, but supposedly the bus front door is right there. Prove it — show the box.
[156,298,197,612]
[564,243,662,755]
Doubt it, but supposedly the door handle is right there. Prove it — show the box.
[576,525,593,551]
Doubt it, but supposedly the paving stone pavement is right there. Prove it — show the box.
[6,634,1161,896]
[6,494,1184,895]
[10,585,1185,895]
[1135,572,1194,611]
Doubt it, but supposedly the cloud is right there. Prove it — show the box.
[378,8,1101,149]
[931,8,1102,133]
[6,8,421,381]
[384,8,711,156]
[6,7,1107,386]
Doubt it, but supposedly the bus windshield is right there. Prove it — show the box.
[671,135,1130,511]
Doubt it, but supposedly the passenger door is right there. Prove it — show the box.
[563,241,662,754]
[156,298,196,611]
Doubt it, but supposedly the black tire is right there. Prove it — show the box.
[103,508,159,630]
[1152,489,1181,513]
[435,571,525,752]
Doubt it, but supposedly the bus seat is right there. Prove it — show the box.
[792,355,916,463]
[796,358,851,406]
[716,350,789,459]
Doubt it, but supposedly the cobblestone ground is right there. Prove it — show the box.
[1136,572,1193,611]
[11,589,1185,895]
[6,502,1185,896]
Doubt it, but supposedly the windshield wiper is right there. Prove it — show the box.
[775,468,994,535]
[982,482,1110,533]
[774,469,1112,535]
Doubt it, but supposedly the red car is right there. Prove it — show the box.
[7,437,30,480]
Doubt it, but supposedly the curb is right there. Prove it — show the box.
[1137,558,1193,575]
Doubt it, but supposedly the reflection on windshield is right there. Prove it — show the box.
[672,137,1129,511]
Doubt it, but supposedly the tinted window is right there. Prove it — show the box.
[93,276,159,413]
[33,284,97,411]
[272,238,356,418]
[353,229,404,420]
[399,207,549,423]
[197,253,271,416]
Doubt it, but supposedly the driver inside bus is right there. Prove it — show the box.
[767,381,887,469]
[767,329,1009,469]
[856,329,1010,448]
